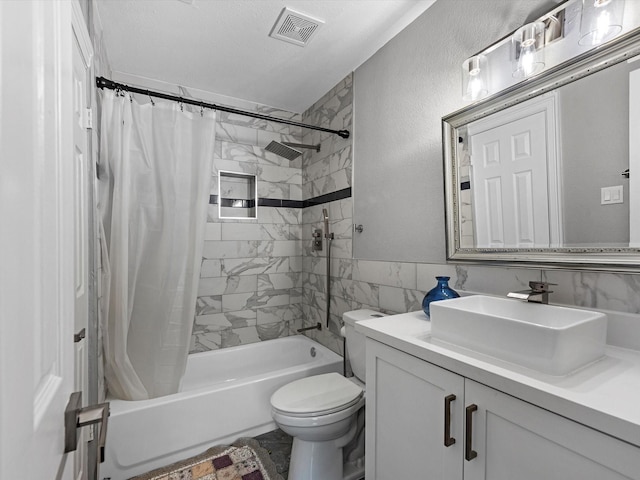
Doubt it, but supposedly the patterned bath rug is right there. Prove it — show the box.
[129,437,284,480]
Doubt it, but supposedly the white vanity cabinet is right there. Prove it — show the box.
[365,337,465,479]
[366,339,640,480]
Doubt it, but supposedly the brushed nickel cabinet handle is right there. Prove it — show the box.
[444,394,456,447]
[465,404,478,461]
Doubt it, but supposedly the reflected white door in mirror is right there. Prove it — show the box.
[465,94,560,249]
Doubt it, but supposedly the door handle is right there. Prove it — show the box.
[64,392,110,462]
[74,328,86,343]
[444,394,456,447]
[465,404,478,461]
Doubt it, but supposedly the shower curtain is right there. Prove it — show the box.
[99,89,215,400]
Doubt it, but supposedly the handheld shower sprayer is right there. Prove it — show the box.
[322,209,334,329]
[322,208,332,239]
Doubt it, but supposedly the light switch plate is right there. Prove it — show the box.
[601,185,624,205]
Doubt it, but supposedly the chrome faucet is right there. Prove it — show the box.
[507,281,555,304]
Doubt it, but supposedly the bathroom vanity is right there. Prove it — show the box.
[356,310,640,480]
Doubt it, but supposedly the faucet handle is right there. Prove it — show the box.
[528,281,556,292]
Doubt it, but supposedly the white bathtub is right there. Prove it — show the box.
[100,336,342,479]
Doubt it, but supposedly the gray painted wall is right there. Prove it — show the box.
[560,60,634,246]
[352,0,553,262]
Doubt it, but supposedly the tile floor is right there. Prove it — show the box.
[254,429,293,480]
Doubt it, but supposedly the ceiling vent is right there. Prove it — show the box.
[269,7,324,47]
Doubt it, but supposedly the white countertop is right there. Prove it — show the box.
[356,311,640,448]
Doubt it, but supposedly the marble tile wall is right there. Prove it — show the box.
[190,106,305,352]
[298,75,354,354]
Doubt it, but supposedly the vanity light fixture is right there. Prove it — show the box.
[579,0,625,46]
[512,21,546,78]
[461,55,489,101]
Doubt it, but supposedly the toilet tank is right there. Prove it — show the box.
[343,309,385,383]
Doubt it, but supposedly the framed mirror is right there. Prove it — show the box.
[443,8,640,272]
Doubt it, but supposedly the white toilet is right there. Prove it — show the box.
[270,309,384,480]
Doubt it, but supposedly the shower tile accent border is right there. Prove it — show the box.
[209,187,352,209]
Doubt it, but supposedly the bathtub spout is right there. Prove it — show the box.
[297,322,322,333]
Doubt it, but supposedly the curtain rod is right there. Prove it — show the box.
[96,77,350,139]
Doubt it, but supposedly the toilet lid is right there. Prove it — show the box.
[271,373,364,416]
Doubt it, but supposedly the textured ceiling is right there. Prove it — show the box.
[96,0,436,112]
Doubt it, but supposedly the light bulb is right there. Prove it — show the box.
[519,44,537,77]
[594,9,612,43]
[512,22,545,78]
[466,75,482,100]
[461,55,488,102]
[579,0,624,46]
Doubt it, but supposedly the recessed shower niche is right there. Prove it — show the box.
[218,170,257,219]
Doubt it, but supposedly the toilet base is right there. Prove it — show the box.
[343,458,365,480]
[288,437,343,480]
[288,442,365,480]
[286,414,359,480]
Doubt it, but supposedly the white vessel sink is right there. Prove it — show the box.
[429,295,607,375]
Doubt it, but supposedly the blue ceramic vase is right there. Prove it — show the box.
[422,276,460,317]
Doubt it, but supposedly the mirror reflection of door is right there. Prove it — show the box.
[630,66,640,247]
[468,94,561,248]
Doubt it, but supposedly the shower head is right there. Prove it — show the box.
[265,141,321,161]
[265,141,303,161]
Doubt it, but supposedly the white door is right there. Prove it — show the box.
[0,1,84,478]
[468,94,561,248]
[629,66,640,247]
[72,2,94,478]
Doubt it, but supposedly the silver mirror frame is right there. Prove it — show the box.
[443,27,640,272]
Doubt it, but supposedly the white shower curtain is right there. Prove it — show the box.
[99,89,215,400]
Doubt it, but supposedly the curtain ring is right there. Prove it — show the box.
[147,91,155,106]
[179,101,184,112]
[200,104,204,117]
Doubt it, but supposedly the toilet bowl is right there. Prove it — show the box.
[269,309,384,480]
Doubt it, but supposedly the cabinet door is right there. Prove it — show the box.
[464,379,640,480]
[366,340,465,480]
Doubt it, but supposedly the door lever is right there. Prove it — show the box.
[64,392,110,462]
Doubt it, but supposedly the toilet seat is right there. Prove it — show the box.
[270,372,363,417]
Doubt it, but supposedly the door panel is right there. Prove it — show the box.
[630,68,640,247]
[468,93,561,248]
[0,2,93,478]
[0,1,75,478]
[470,112,549,248]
